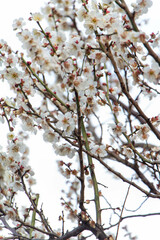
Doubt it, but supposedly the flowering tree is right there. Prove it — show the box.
[0,0,160,239]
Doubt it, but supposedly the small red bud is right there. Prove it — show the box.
[27,61,31,66]
[66,103,70,108]
[107,72,111,76]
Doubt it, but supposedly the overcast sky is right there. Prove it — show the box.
[0,1,160,240]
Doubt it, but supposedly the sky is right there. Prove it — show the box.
[0,0,160,239]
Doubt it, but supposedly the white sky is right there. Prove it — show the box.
[0,1,160,240]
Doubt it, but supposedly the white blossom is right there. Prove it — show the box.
[110,123,126,135]
[43,129,59,143]
[122,147,134,159]
[53,143,76,159]
[12,18,26,30]
[32,12,43,22]
[90,143,106,157]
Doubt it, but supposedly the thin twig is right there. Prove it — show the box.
[115,181,132,240]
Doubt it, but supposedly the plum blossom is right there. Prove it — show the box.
[73,76,86,91]
[5,207,17,220]
[27,176,36,186]
[4,54,18,67]
[53,143,76,159]
[88,50,106,64]
[7,132,15,140]
[110,122,126,135]
[43,129,59,143]
[135,124,150,140]
[128,31,148,44]
[65,36,83,57]
[56,112,76,135]
[85,79,97,96]
[3,68,22,84]
[20,77,35,97]
[90,143,106,157]
[0,39,10,52]
[143,63,159,84]
[76,7,88,22]
[5,97,16,108]
[62,59,75,73]
[97,90,107,105]
[32,28,43,40]
[109,87,119,96]
[112,104,121,116]
[16,29,32,44]
[141,86,156,100]
[83,62,93,77]
[12,18,26,30]
[122,146,134,159]
[52,31,66,48]
[20,114,37,133]
[133,0,153,17]
[32,12,43,22]
[9,181,23,192]
[84,11,102,32]
[8,140,26,159]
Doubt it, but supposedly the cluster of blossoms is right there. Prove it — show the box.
[0,131,35,221]
[0,0,160,239]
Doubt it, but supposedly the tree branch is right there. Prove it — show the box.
[109,94,146,124]
[106,44,160,140]
[115,0,160,66]
[75,88,85,212]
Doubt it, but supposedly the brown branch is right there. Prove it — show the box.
[57,221,109,240]
[106,44,160,140]
[16,219,52,237]
[96,156,160,198]
[134,163,159,194]
[85,223,109,240]
[57,224,86,240]
[121,211,160,221]
[46,120,160,198]
[109,94,146,124]
[0,217,21,238]
[20,173,58,237]
[75,89,85,212]
[115,0,160,66]
[104,149,159,195]
[104,211,160,231]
